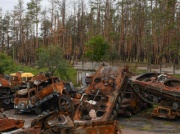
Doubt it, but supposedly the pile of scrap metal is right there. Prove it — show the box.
[119,84,151,117]
[0,108,24,133]
[73,65,129,122]
[12,111,121,134]
[130,72,180,119]
[0,72,35,109]
[14,76,82,116]
[13,65,128,134]
[0,74,13,109]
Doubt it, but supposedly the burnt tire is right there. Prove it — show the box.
[58,94,75,118]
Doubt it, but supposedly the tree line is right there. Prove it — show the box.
[0,0,180,67]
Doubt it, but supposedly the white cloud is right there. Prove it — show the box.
[0,0,49,12]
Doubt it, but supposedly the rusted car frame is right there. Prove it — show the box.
[130,73,180,111]
[73,65,129,122]
[14,76,75,116]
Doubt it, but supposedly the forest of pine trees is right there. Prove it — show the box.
[0,0,180,66]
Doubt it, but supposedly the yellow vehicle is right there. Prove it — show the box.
[9,72,34,92]
[10,72,34,83]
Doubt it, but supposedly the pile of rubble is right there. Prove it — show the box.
[1,65,180,133]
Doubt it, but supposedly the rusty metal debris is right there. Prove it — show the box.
[0,108,24,132]
[119,84,150,117]
[12,111,121,134]
[152,106,180,119]
[14,76,76,116]
[0,75,13,109]
[29,73,47,87]
[73,65,129,122]
[130,72,180,111]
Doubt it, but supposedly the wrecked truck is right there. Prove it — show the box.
[12,111,121,134]
[14,76,75,116]
[73,65,129,122]
[130,72,180,111]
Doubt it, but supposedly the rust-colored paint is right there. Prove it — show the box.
[0,77,10,88]
[30,73,47,83]
[12,127,41,134]
[152,106,180,119]
[130,73,180,111]
[119,85,148,117]
[0,76,13,109]
[13,111,121,134]
[74,65,129,122]
[0,117,24,132]
[14,76,74,115]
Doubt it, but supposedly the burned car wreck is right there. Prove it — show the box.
[14,76,75,116]
[73,66,129,122]
[130,72,180,111]
[12,110,121,134]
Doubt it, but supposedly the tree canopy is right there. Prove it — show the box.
[36,45,76,82]
[85,35,110,62]
[0,52,13,74]
[0,0,180,67]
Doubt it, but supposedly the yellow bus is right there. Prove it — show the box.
[10,72,34,82]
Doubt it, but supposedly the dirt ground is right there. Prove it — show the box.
[2,108,180,134]
[119,110,180,134]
